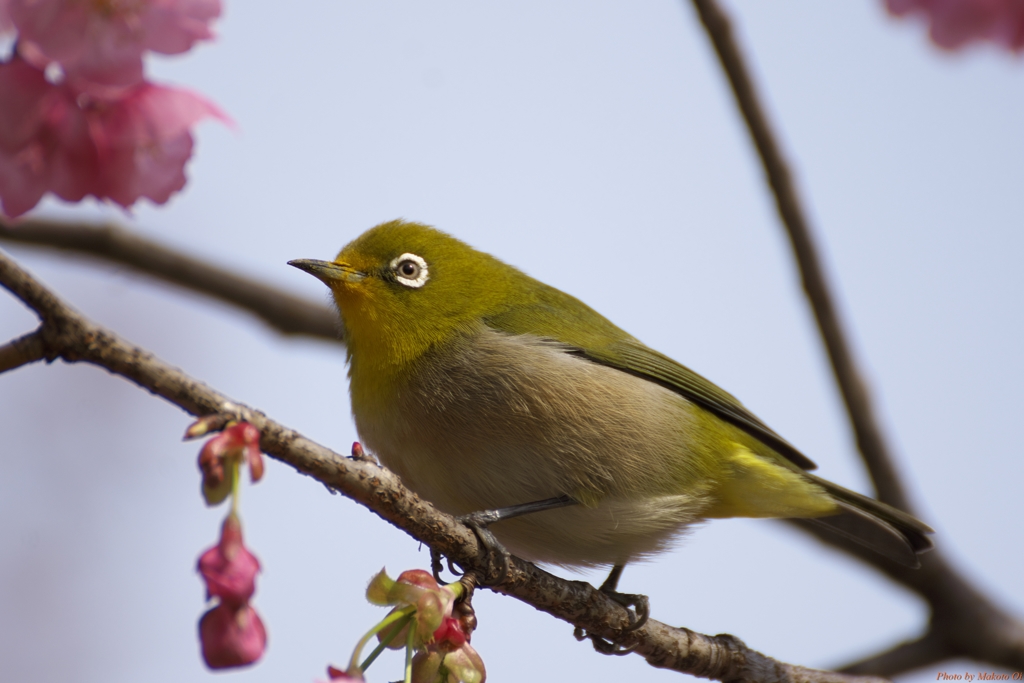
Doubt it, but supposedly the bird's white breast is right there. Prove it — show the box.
[352,326,719,567]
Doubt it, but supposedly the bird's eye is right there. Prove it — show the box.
[398,260,419,278]
[390,253,429,288]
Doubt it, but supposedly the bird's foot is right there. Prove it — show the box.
[599,588,650,632]
[429,511,512,585]
[597,564,649,632]
[572,626,639,656]
[456,511,512,585]
[430,546,463,584]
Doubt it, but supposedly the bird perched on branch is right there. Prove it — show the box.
[290,219,932,620]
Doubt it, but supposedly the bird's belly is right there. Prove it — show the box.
[351,330,720,567]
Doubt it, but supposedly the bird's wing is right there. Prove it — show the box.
[483,283,817,471]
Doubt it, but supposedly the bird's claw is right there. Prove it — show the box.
[572,626,639,656]
[430,512,511,585]
[600,589,650,632]
[456,512,511,585]
[430,547,462,584]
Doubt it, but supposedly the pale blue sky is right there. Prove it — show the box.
[1,2,1021,682]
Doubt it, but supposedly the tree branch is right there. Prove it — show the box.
[839,633,946,678]
[0,250,887,683]
[5,215,1024,678]
[688,0,910,513]
[0,328,45,373]
[689,0,1024,676]
[0,218,340,342]
[792,520,1024,675]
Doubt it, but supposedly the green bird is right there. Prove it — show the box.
[290,220,932,601]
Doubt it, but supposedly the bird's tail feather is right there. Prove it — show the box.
[803,473,934,568]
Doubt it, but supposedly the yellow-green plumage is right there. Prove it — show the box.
[291,220,932,568]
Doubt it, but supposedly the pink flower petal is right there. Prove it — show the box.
[0,59,98,217]
[87,82,228,208]
[432,616,468,650]
[886,0,1024,51]
[141,0,222,54]
[9,0,221,88]
[0,0,13,32]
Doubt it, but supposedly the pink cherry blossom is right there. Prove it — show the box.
[886,0,1024,51]
[198,514,260,607]
[367,568,457,650]
[0,60,227,218]
[0,0,13,32]
[86,81,229,208]
[199,603,267,669]
[9,0,222,88]
[0,58,97,217]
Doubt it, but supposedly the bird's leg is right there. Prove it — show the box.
[433,495,577,585]
[598,563,650,632]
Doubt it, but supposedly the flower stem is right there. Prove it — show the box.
[404,620,416,683]
[229,459,241,517]
[347,605,416,674]
[446,580,465,600]
[359,612,413,671]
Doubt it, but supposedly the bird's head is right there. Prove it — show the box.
[290,220,523,370]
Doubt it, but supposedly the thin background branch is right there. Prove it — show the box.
[0,218,339,341]
[689,0,1024,675]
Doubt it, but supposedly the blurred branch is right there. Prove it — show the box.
[690,0,1024,676]
[793,520,1024,676]
[0,329,45,373]
[689,0,908,511]
[839,634,945,680]
[0,218,340,342]
[0,248,889,683]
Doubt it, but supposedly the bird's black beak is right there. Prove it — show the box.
[288,259,366,284]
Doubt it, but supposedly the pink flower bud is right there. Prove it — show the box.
[184,414,229,439]
[442,643,486,683]
[322,665,365,681]
[410,645,486,683]
[432,616,468,650]
[411,650,446,683]
[367,568,458,650]
[396,569,440,591]
[198,603,266,669]
[198,515,260,606]
[196,422,264,505]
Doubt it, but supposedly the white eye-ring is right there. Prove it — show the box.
[390,252,429,288]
